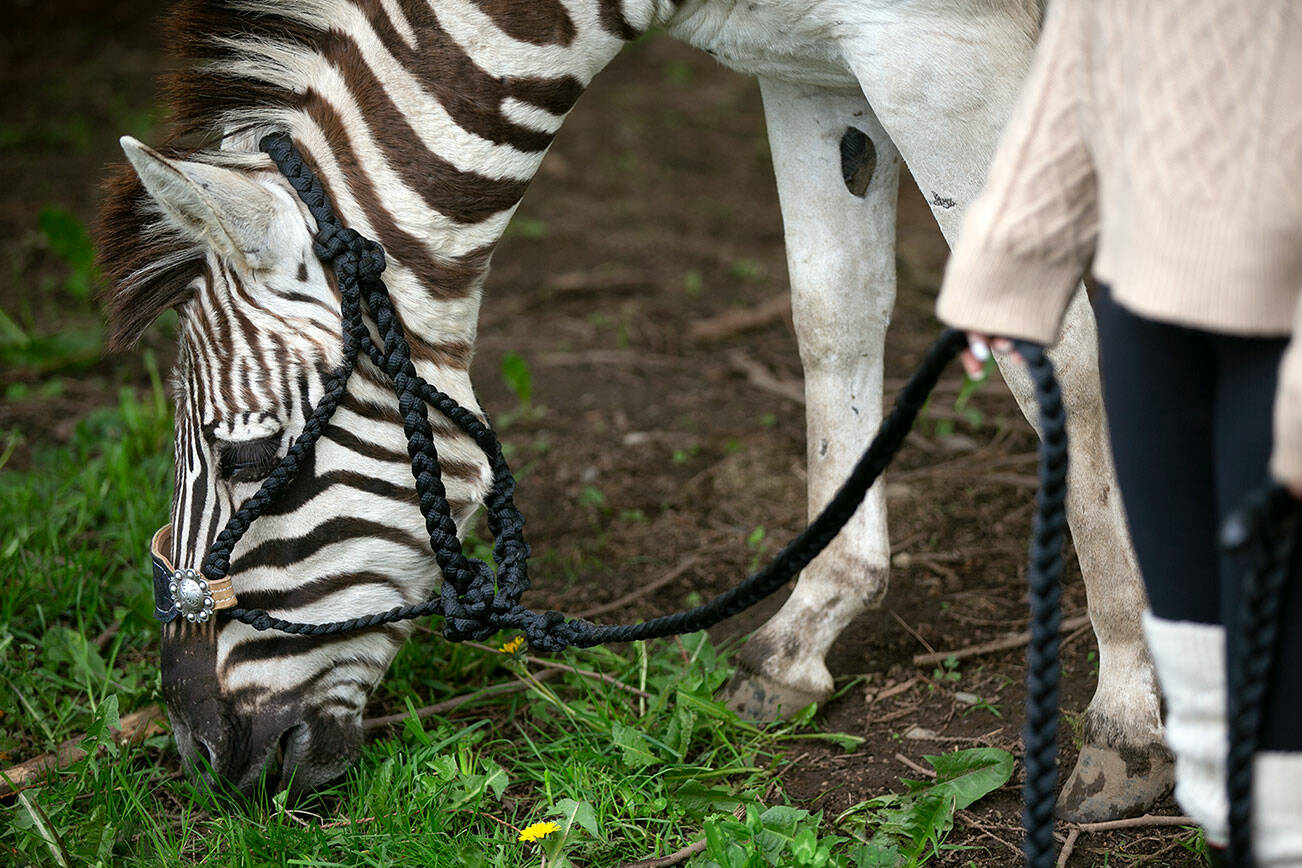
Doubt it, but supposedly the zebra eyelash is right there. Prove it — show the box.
[217,433,283,483]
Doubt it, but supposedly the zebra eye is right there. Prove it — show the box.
[217,434,283,483]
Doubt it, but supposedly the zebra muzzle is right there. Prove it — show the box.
[151,524,238,623]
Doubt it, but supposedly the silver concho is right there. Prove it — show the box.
[168,568,215,623]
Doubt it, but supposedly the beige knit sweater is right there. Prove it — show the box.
[936,0,1302,482]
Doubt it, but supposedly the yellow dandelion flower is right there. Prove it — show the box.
[518,821,560,843]
[499,636,525,654]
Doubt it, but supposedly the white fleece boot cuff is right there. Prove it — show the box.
[1255,751,1302,866]
[1142,612,1228,845]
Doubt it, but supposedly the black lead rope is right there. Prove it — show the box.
[162,134,1072,863]
[1221,485,1299,868]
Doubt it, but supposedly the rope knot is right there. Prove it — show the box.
[523,611,570,653]
[438,562,505,641]
[356,237,386,280]
[312,223,351,262]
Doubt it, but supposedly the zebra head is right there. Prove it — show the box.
[107,137,487,798]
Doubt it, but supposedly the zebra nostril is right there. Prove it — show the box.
[276,724,308,788]
[195,736,217,771]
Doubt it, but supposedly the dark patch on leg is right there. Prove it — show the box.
[930,191,956,209]
[840,127,876,198]
[297,261,308,282]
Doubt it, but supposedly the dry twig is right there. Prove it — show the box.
[894,752,935,778]
[865,677,919,705]
[362,668,563,732]
[1055,814,1195,866]
[575,554,705,619]
[890,609,936,655]
[1056,827,1081,867]
[913,613,1092,667]
[531,349,691,370]
[618,804,748,868]
[724,349,805,405]
[690,294,791,342]
[462,642,651,700]
[0,705,166,798]
[617,837,709,868]
[93,621,122,650]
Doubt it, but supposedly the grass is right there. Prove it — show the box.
[1,374,1020,867]
[2,208,108,376]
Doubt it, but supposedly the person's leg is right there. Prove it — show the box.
[1212,332,1301,752]
[1212,332,1302,866]
[1095,287,1220,622]
[1093,286,1231,842]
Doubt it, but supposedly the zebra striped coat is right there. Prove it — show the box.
[99,0,1169,818]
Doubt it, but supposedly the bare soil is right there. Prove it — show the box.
[0,3,1199,865]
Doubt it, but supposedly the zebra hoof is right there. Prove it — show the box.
[719,669,825,722]
[1056,742,1174,822]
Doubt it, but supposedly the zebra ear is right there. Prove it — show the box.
[120,136,279,271]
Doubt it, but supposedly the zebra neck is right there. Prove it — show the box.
[238,0,688,372]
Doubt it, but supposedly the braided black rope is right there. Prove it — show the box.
[181,133,1071,863]
[1012,341,1069,868]
[1221,485,1299,868]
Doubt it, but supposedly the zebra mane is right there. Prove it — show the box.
[97,0,336,349]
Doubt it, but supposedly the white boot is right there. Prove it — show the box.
[1143,612,1229,845]
[1255,752,1302,866]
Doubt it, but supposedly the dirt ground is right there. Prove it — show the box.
[1,3,1200,865]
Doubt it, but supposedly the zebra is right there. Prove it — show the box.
[99,0,1170,815]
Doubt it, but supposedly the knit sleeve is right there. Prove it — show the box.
[935,0,1097,345]
[1271,304,1302,487]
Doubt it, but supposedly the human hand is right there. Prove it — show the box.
[960,333,1020,380]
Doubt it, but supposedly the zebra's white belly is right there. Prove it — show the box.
[665,0,1041,94]
[665,0,862,89]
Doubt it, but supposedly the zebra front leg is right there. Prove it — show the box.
[720,78,902,719]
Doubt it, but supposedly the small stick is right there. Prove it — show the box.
[320,815,378,830]
[93,621,122,650]
[480,811,524,837]
[531,350,691,370]
[894,753,935,778]
[362,668,563,732]
[618,837,708,868]
[1056,815,1195,867]
[890,609,936,655]
[957,811,1026,860]
[724,348,805,405]
[1056,827,1081,867]
[0,705,166,798]
[1059,620,1095,651]
[462,642,651,700]
[1072,814,1194,833]
[913,613,1092,667]
[690,293,791,342]
[575,554,705,619]
[874,703,924,724]
[619,805,748,868]
[866,677,919,705]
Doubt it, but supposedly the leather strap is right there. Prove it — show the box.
[150,525,238,622]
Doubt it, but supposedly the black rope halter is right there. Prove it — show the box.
[149,132,1076,864]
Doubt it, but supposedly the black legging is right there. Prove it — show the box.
[1094,286,1301,751]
